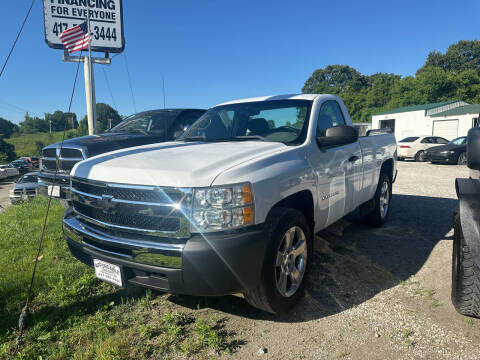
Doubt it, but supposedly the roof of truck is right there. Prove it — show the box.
[215,94,322,106]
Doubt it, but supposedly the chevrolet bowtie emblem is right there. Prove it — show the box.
[100,194,115,212]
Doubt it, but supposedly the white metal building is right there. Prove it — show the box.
[371,100,479,141]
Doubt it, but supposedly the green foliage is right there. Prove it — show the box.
[0,118,18,139]
[44,111,78,132]
[0,138,16,162]
[5,131,76,157]
[302,40,480,122]
[77,103,122,136]
[0,198,240,359]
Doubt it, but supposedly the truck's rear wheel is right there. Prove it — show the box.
[363,171,391,227]
[452,213,480,318]
[244,208,311,314]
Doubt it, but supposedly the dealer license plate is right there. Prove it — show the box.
[93,259,123,287]
[47,185,60,197]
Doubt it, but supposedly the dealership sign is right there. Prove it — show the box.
[43,0,125,53]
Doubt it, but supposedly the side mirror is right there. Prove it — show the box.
[467,127,480,170]
[316,125,359,148]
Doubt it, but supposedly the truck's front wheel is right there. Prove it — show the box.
[452,213,480,318]
[244,208,312,314]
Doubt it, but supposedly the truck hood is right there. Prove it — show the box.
[73,141,287,187]
[48,132,164,157]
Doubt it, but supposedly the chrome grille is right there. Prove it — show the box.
[70,177,192,239]
[41,146,86,173]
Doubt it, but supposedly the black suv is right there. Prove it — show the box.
[452,127,480,318]
[38,108,206,205]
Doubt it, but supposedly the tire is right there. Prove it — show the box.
[363,171,392,227]
[414,151,426,162]
[244,208,312,314]
[457,152,467,166]
[452,213,480,318]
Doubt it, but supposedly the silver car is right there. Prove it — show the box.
[9,172,39,204]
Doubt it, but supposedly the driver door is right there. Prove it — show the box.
[310,100,362,229]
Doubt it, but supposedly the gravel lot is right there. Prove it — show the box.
[162,160,480,359]
[3,161,479,359]
[0,179,15,212]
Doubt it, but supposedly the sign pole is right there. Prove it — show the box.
[85,4,96,136]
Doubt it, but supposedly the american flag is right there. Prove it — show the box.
[58,22,91,53]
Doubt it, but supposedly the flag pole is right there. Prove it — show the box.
[85,4,97,135]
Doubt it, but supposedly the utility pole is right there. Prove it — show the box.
[49,119,52,134]
[85,4,96,136]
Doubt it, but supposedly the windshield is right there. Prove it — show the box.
[19,175,37,183]
[179,100,312,145]
[109,110,181,136]
[448,137,467,145]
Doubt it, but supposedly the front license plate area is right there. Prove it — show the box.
[93,259,123,287]
[48,185,60,197]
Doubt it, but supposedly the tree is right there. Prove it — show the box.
[0,117,19,138]
[19,113,49,134]
[302,65,369,94]
[0,138,16,162]
[77,103,122,136]
[418,40,480,75]
[45,111,78,132]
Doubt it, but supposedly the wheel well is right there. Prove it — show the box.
[381,158,394,181]
[270,190,314,230]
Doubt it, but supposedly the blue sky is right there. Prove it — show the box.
[1,0,479,124]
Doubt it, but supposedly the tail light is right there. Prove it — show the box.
[399,145,410,148]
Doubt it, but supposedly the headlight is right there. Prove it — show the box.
[441,150,455,154]
[191,183,254,232]
[9,189,14,195]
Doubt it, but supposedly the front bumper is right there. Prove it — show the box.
[63,209,268,296]
[38,172,71,200]
[10,194,36,203]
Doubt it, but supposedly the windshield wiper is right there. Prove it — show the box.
[227,136,266,141]
[181,136,212,142]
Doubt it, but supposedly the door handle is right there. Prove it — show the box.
[348,155,359,163]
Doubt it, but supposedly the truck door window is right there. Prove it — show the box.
[317,101,346,136]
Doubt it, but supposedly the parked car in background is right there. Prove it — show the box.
[0,169,7,181]
[38,108,206,206]
[9,172,39,204]
[397,135,449,162]
[21,157,40,169]
[63,94,397,313]
[425,136,468,165]
[451,127,480,318]
[0,165,20,178]
[10,159,33,174]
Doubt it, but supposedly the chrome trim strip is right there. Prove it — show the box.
[43,157,83,162]
[71,188,179,207]
[74,209,178,235]
[63,215,183,268]
[107,183,156,191]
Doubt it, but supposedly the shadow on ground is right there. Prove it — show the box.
[168,194,457,322]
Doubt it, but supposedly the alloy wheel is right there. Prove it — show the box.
[275,226,308,298]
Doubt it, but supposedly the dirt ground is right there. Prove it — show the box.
[162,160,480,359]
[0,179,14,212]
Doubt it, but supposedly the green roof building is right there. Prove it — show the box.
[372,100,478,140]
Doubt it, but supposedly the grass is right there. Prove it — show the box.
[0,198,239,359]
[401,328,415,348]
[5,131,78,158]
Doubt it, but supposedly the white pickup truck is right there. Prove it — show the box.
[63,94,397,313]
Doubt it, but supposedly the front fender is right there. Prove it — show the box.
[456,178,480,269]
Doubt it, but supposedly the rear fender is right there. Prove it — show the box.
[456,178,480,269]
